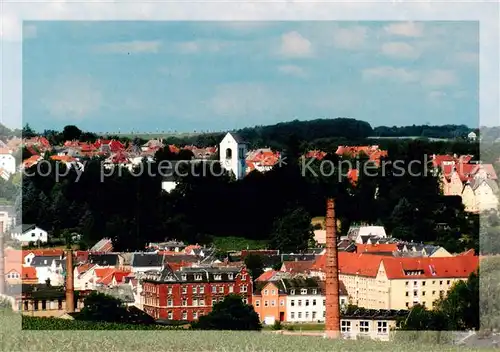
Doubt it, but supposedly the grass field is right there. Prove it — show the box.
[1,313,494,351]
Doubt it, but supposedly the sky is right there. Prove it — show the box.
[19,20,479,133]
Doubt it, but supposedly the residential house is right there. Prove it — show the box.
[74,263,98,290]
[22,249,64,266]
[309,252,478,310]
[246,148,280,174]
[30,256,66,286]
[4,265,38,284]
[141,265,252,321]
[0,148,16,175]
[131,253,165,273]
[0,205,16,233]
[468,131,477,142]
[462,177,499,213]
[10,224,48,244]
[340,308,408,341]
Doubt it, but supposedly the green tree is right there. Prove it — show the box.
[22,123,36,138]
[244,254,264,281]
[191,294,261,331]
[390,197,416,241]
[62,125,82,141]
[269,206,313,252]
[78,292,128,323]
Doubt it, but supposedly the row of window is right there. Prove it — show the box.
[291,299,325,307]
[405,290,445,297]
[164,296,249,307]
[263,288,316,295]
[146,284,248,295]
[341,321,388,334]
[290,311,324,319]
[405,280,451,286]
[255,299,284,307]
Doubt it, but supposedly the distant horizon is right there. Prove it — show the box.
[19,21,479,131]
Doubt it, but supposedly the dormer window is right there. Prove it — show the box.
[214,274,222,281]
[301,289,307,295]
[181,274,187,281]
[312,289,317,295]
[195,274,202,281]
[290,289,295,295]
[228,273,233,280]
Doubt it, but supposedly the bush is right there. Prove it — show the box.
[272,320,282,330]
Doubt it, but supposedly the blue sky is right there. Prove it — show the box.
[22,21,479,133]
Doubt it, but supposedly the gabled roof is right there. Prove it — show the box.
[30,256,61,267]
[11,224,37,233]
[88,253,118,266]
[132,253,164,267]
[227,132,247,144]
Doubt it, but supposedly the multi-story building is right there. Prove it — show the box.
[310,251,478,310]
[252,273,348,325]
[141,265,252,321]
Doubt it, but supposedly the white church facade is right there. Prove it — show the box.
[161,132,248,193]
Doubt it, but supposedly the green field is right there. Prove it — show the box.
[0,313,494,351]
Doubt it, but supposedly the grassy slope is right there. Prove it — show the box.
[212,236,269,252]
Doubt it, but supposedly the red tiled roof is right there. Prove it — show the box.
[76,263,96,275]
[356,243,399,253]
[281,260,315,274]
[22,249,64,258]
[305,150,327,160]
[311,252,478,279]
[347,169,359,185]
[255,270,279,282]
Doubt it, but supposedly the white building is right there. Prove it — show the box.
[0,148,16,175]
[0,206,16,233]
[30,256,65,285]
[347,225,387,244]
[219,132,247,180]
[10,224,48,244]
[468,131,477,142]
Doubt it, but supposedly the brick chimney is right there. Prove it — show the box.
[325,199,340,338]
[0,221,4,295]
[65,250,74,312]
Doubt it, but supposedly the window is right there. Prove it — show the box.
[193,286,197,294]
[181,274,187,281]
[341,321,351,332]
[405,281,409,286]
[432,291,436,295]
[298,300,302,306]
[168,287,172,294]
[212,285,217,293]
[41,300,47,311]
[271,300,276,307]
[243,298,248,304]
[255,300,260,307]
[167,299,173,307]
[214,274,222,281]
[270,290,275,295]
[193,311,198,319]
[312,289,317,295]
[413,291,418,297]
[313,299,316,306]
[193,299,198,307]
[195,274,202,281]
[360,321,370,333]
[298,312,302,318]
[290,289,295,295]
[212,299,217,306]
[219,286,224,293]
[305,312,309,319]
[229,285,234,293]
[405,292,409,297]
[422,281,426,286]
[312,311,316,319]
[228,273,233,280]
[242,275,247,281]
[199,299,205,306]
[264,300,269,307]
[377,321,388,334]
[413,281,417,285]
[301,289,307,295]
[305,300,309,306]
[182,286,187,294]
[280,300,284,306]
[182,311,187,320]
[200,286,205,294]
[291,312,295,319]
[432,281,435,285]
[422,291,426,296]
[264,289,268,296]
[168,311,173,320]
[182,299,187,306]
[447,280,451,285]
[323,300,326,306]
[405,302,409,307]
[439,280,443,285]
[323,311,326,318]
[241,285,248,293]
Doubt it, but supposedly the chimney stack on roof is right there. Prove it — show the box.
[325,199,341,338]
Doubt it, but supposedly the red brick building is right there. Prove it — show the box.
[142,266,252,321]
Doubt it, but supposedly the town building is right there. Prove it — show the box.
[0,147,16,175]
[340,308,408,341]
[141,265,252,321]
[10,224,48,244]
[0,205,16,233]
[219,132,247,180]
[310,252,478,310]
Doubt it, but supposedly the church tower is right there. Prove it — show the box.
[219,132,247,180]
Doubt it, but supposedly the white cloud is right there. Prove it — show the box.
[278,65,307,78]
[332,26,367,49]
[423,70,458,87]
[279,31,313,58]
[94,40,161,54]
[381,42,420,59]
[23,24,37,39]
[362,66,418,83]
[363,67,458,87]
[384,22,424,37]
[41,75,102,120]
[455,51,479,64]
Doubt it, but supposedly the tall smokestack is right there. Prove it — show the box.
[325,199,340,338]
[0,221,5,295]
[65,250,74,313]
